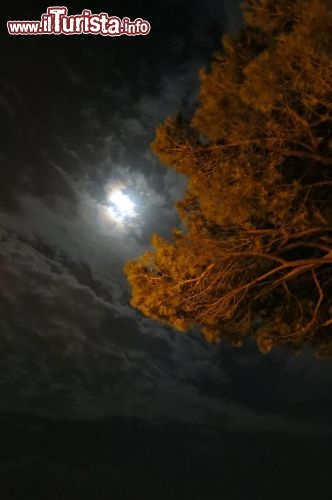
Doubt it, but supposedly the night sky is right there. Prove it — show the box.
[1,2,332,499]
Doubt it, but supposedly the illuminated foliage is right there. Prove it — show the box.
[125,0,332,356]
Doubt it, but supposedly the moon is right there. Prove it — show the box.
[107,189,136,221]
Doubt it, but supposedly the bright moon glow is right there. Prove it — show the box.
[107,189,136,221]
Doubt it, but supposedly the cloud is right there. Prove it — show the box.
[0,227,225,422]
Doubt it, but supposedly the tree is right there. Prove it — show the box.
[125,0,332,357]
